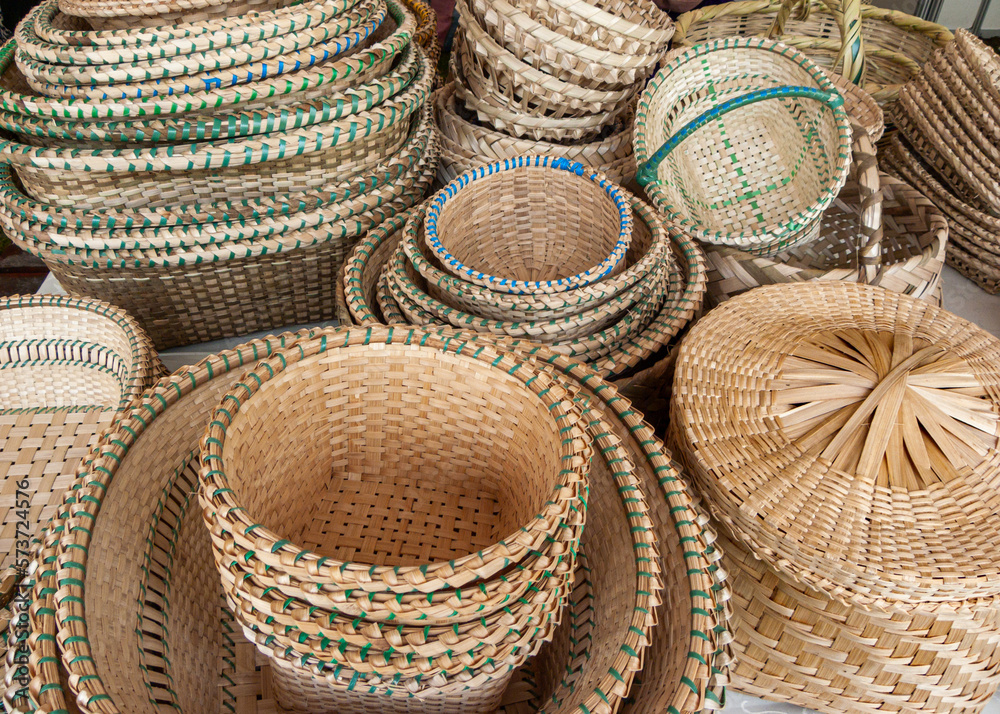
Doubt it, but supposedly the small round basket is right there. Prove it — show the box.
[634,37,853,257]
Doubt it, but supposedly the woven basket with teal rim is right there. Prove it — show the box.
[15,0,384,90]
[4,326,727,714]
[634,36,852,257]
[1,0,414,121]
[0,103,435,236]
[424,155,633,294]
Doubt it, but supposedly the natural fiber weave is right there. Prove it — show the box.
[7,327,728,714]
[0,294,161,592]
[634,37,853,257]
[672,281,1000,608]
[673,0,953,105]
[518,0,673,56]
[882,134,1000,295]
[59,0,297,29]
[824,68,883,142]
[705,119,946,304]
[424,156,631,294]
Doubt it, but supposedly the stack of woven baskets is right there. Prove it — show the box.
[434,0,674,185]
[0,0,440,349]
[883,29,1000,294]
[4,325,731,714]
[336,155,706,430]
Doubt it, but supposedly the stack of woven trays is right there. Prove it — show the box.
[3,326,732,714]
[0,0,439,349]
[882,29,1000,294]
[435,0,673,184]
[198,331,593,711]
[341,155,705,432]
[0,294,162,657]
[670,281,1000,713]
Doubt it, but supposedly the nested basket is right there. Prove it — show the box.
[0,294,161,603]
[704,119,947,305]
[6,327,727,714]
[671,281,1000,713]
[673,0,953,106]
[58,0,297,30]
[634,37,853,257]
[432,82,636,186]
[424,156,632,294]
[516,0,673,57]
[883,133,1000,295]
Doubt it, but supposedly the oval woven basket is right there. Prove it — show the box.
[634,36,853,257]
[4,327,728,714]
[704,119,946,305]
[673,0,953,105]
[424,155,632,294]
[1,3,413,121]
[517,0,673,56]
[0,294,162,614]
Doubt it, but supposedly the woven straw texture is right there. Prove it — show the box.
[3,327,730,714]
[670,281,1000,711]
[634,37,853,257]
[674,0,953,105]
[705,119,946,305]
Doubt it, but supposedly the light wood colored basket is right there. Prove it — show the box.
[59,0,297,30]
[0,294,162,627]
[517,0,673,57]
[705,120,946,305]
[634,37,853,257]
[882,133,1000,295]
[0,328,733,714]
[673,0,953,106]
[671,280,1000,712]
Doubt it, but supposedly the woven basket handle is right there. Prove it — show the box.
[636,86,845,188]
[767,0,866,86]
[850,119,883,285]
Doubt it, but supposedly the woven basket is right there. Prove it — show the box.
[0,294,161,608]
[58,0,297,30]
[4,328,726,714]
[425,156,632,294]
[16,0,385,91]
[433,82,635,185]
[671,281,1000,712]
[824,68,883,141]
[2,1,413,120]
[517,0,673,57]
[634,37,853,257]
[882,134,1000,295]
[673,0,953,106]
[705,119,946,304]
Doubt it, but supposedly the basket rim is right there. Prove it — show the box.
[0,293,159,415]
[634,36,853,251]
[424,155,633,294]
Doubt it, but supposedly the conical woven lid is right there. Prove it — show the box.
[672,282,1000,608]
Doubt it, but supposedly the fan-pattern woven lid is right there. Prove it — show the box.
[671,282,1000,608]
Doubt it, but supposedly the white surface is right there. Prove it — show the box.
[38,264,1000,713]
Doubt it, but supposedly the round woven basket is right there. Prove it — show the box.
[882,133,1000,295]
[58,0,298,30]
[4,327,728,714]
[424,156,632,294]
[705,119,946,305]
[673,0,953,106]
[670,281,1000,712]
[0,294,162,623]
[517,0,673,56]
[824,68,883,141]
[634,37,853,257]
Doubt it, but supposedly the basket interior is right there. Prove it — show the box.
[0,306,136,409]
[222,343,566,567]
[647,45,842,236]
[433,165,623,283]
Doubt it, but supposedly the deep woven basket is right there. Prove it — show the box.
[705,119,946,304]
[671,281,1000,712]
[673,0,953,106]
[5,327,729,714]
[517,0,673,57]
[634,37,853,257]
